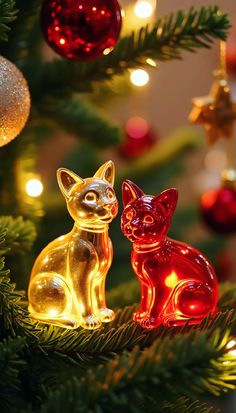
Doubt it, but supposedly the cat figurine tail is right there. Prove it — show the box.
[28,161,118,329]
[121,179,218,329]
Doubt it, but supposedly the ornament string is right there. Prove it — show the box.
[220,40,227,77]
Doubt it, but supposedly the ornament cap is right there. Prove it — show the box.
[221,169,236,189]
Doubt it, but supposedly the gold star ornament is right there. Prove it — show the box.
[189,75,236,144]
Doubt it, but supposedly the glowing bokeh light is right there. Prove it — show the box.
[26,178,44,197]
[134,1,153,18]
[130,69,149,87]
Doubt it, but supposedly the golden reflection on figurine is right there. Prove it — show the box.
[28,161,118,329]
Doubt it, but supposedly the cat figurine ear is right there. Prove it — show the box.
[94,160,115,186]
[154,188,178,217]
[122,180,144,207]
[57,168,84,199]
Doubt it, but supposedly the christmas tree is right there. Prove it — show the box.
[0,1,236,412]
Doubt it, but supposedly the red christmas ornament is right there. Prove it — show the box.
[215,251,233,282]
[41,0,122,61]
[121,180,218,329]
[200,186,236,234]
[120,117,157,158]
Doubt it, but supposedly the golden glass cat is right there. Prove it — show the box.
[28,161,118,329]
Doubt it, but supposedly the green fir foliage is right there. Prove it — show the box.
[0,337,26,411]
[41,95,122,148]
[0,2,235,412]
[0,216,36,256]
[0,0,17,42]
[37,6,230,95]
[0,245,236,412]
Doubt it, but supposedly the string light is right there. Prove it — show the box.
[130,69,149,87]
[146,58,157,67]
[26,178,44,197]
[134,0,154,18]
[226,339,236,356]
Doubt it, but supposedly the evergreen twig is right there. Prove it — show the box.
[0,337,26,412]
[0,257,39,338]
[40,95,122,148]
[0,216,36,256]
[36,6,230,94]
[4,0,41,68]
[0,0,17,42]
[0,252,235,412]
[37,329,236,412]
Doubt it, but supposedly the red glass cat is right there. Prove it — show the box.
[121,180,218,329]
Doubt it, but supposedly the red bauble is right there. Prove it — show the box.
[41,0,122,61]
[215,251,233,281]
[120,117,157,158]
[200,187,236,234]
[121,180,218,329]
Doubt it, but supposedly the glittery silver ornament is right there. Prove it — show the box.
[0,56,30,147]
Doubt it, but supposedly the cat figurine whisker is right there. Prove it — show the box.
[121,179,218,329]
[28,161,118,329]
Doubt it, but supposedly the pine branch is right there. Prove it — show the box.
[0,216,36,256]
[0,0,17,42]
[0,257,39,339]
[219,282,236,309]
[0,245,235,355]
[0,337,26,412]
[40,95,122,148]
[158,397,218,413]
[34,307,236,359]
[4,0,41,69]
[39,379,218,413]
[36,6,230,95]
[0,264,235,410]
[37,328,236,413]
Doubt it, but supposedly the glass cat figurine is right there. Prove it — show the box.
[121,180,218,329]
[28,161,118,329]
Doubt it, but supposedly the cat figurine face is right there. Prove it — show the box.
[121,180,178,244]
[57,161,118,230]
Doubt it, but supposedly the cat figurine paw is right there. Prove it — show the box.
[121,180,218,329]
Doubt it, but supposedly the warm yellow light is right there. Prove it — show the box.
[165,271,178,288]
[103,47,113,56]
[226,339,236,357]
[26,178,43,197]
[146,58,157,67]
[134,0,154,18]
[130,69,149,87]
[226,339,236,350]
[49,309,59,317]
